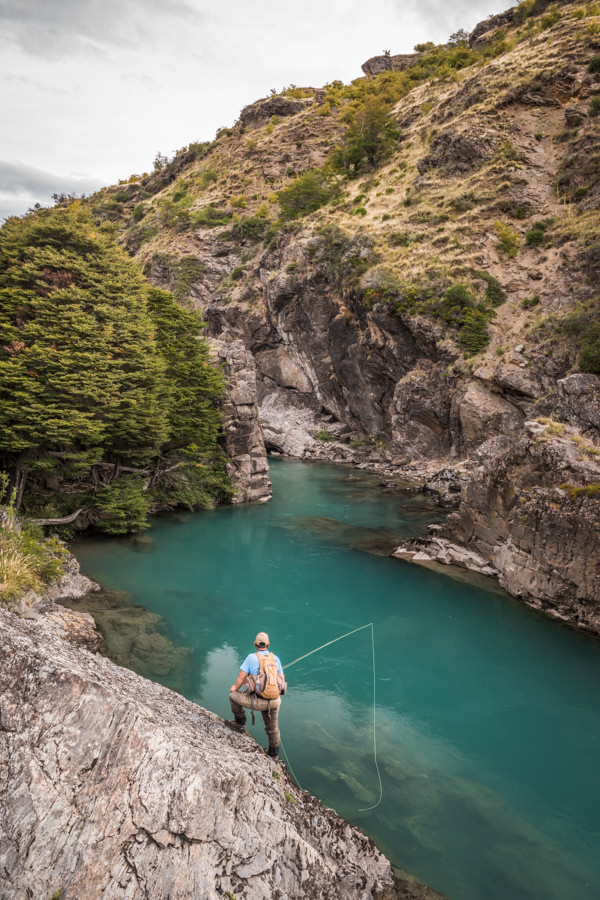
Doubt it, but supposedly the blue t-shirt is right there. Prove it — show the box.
[241,649,283,676]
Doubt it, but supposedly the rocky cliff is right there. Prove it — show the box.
[85,0,600,628]
[0,605,443,900]
[397,381,600,631]
[209,337,272,503]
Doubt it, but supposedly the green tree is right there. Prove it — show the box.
[277,171,333,220]
[0,205,167,504]
[0,204,230,530]
[332,97,400,176]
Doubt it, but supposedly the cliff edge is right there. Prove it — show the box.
[0,606,443,900]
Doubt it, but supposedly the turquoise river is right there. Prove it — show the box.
[73,458,600,900]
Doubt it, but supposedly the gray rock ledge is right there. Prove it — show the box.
[0,607,444,900]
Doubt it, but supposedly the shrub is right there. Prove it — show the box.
[198,169,218,190]
[228,211,274,244]
[589,56,600,73]
[562,300,600,374]
[0,477,68,600]
[172,256,206,303]
[132,203,146,223]
[311,225,374,289]
[93,476,151,534]
[456,308,491,354]
[230,195,247,209]
[589,97,600,117]
[438,282,473,321]
[388,232,409,246]
[561,483,600,499]
[471,270,506,306]
[330,97,400,177]
[541,7,561,28]
[172,181,189,203]
[314,428,335,442]
[277,171,333,220]
[190,206,231,229]
[521,294,540,309]
[526,221,548,246]
[495,221,521,258]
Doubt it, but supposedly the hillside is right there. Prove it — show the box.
[73,0,600,630]
[4,0,600,630]
[84,0,599,464]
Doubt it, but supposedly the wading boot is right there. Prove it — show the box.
[267,745,279,758]
[224,716,247,733]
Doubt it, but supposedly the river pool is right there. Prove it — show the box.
[72,458,600,900]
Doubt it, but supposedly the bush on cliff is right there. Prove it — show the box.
[0,204,231,533]
[277,171,334,220]
[331,97,401,176]
[562,300,600,374]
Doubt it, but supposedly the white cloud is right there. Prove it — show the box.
[0,0,514,218]
[0,160,106,221]
[0,0,203,58]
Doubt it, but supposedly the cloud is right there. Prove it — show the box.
[0,0,203,58]
[0,160,106,217]
[400,0,511,38]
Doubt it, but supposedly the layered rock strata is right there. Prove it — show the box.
[0,607,443,900]
[396,415,600,632]
[209,337,272,503]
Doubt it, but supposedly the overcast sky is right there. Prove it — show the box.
[0,0,509,220]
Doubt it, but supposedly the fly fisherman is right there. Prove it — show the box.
[229,632,286,758]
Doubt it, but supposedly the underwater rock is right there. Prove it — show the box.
[60,589,192,691]
[292,516,404,556]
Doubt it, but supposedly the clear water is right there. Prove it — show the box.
[72,458,600,900]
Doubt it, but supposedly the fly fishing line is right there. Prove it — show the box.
[282,622,383,811]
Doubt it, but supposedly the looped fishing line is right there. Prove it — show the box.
[282,623,383,812]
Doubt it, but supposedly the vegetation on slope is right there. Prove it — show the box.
[0,474,68,601]
[80,0,599,370]
[0,204,232,535]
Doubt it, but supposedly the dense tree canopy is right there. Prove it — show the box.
[0,204,231,532]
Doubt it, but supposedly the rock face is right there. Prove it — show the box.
[10,550,102,651]
[205,236,463,462]
[209,338,272,503]
[361,53,421,77]
[437,423,600,631]
[469,7,516,47]
[238,94,315,128]
[416,128,497,177]
[0,607,443,900]
[125,3,600,631]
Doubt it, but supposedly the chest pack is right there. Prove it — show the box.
[247,652,286,700]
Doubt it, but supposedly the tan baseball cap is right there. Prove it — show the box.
[254,632,270,646]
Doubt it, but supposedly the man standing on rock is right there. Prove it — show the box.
[229,632,286,758]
